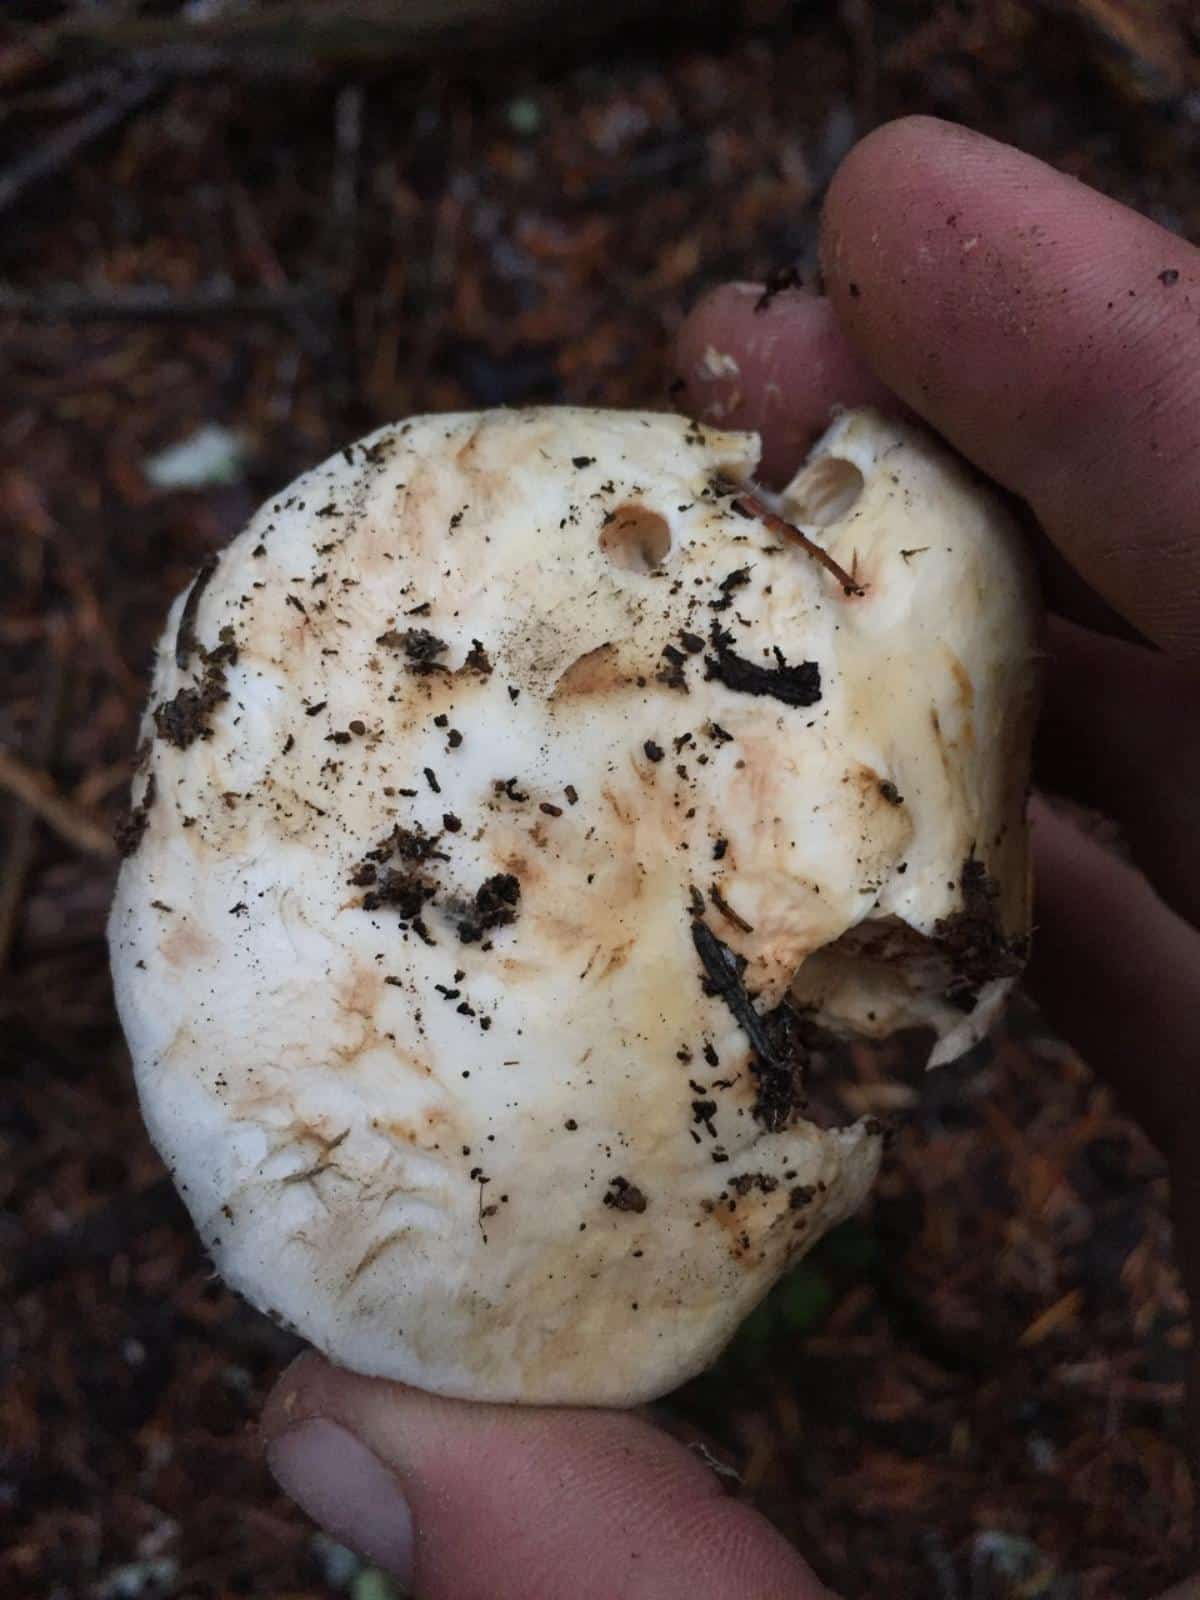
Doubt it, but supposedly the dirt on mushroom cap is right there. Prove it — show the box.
[108,405,1037,1405]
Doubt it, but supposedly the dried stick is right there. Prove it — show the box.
[0,629,69,970]
[733,490,865,597]
[0,282,331,323]
[0,743,116,864]
[44,1,719,76]
[0,72,161,216]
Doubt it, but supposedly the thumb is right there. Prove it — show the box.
[262,1351,835,1600]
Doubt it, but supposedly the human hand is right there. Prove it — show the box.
[260,118,1200,1599]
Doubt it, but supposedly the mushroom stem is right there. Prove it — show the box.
[733,490,865,597]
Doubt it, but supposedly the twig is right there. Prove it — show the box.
[175,557,219,669]
[52,541,142,702]
[229,184,290,291]
[733,490,865,597]
[709,883,754,934]
[333,83,365,229]
[224,192,334,359]
[6,474,143,700]
[0,72,162,217]
[73,761,135,811]
[0,743,116,862]
[42,2,715,77]
[0,281,333,323]
[405,97,468,411]
[690,918,781,1072]
[840,0,879,131]
[1,66,122,120]
[0,626,69,970]
[324,83,365,305]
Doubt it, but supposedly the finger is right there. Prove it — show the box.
[821,116,1200,657]
[262,1352,834,1600]
[674,282,897,483]
[1026,799,1200,1162]
[1038,617,1200,927]
[674,284,1138,640]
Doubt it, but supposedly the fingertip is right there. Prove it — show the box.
[820,116,984,338]
[260,1347,331,1446]
[821,115,983,289]
[261,1356,835,1599]
[818,115,1200,653]
[674,281,896,483]
[267,1415,417,1586]
[673,280,776,428]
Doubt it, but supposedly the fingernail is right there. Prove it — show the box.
[267,1418,414,1589]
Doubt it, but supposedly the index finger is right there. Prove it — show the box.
[821,116,1200,658]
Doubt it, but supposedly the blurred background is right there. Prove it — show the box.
[2,3,1199,1596]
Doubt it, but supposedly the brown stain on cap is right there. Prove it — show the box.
[160,917,219,970]
[596,939,635,981]
[706,1187,780,1266]
[550,642,628,701]
[947,651,976,711]
[337,963,383,1021]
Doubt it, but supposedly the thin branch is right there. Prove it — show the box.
[709,883,755,934]
[9,484,143,700]
[333,82,365,229]
[0,742,116,863]
[0,282,333,323]
[733,490,865,597]
[0,628,69,970]
[841,0,879,131]
[0,72,162,217]
[42,2,716,77]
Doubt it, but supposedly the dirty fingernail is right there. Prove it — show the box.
[267,1418,414,1589]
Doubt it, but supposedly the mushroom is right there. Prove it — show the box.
[109,406,1037,1405]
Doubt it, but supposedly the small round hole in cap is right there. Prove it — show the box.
[788,457,865,527]
[599,503,672,574]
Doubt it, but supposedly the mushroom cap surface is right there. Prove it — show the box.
[109,406,1037,1404]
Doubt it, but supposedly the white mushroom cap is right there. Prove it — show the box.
[109,406,1037,1405]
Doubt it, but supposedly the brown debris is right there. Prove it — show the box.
[378,627,450,674]
[152,628,239,749]
[704,635,821,710]
[753,263,803,313]
[462,638,493,675]
[114,771,156,859]
[603,1176,648,1214]
[457,872,521,944]
[935,856,1029,1011]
